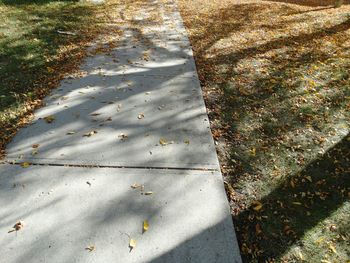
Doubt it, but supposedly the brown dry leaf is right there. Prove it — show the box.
[143,220,149,232]
[32,144,39,148]
[138,113,145,119]
[129,238,136,249]
[44,115,55,123]
[252,200,263,211]
[85,245,95,252]
[20,162,31,168]
[119,133,128,140]
[8,221,24,233]
[83,130,98,137]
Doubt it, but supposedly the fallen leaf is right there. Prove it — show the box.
[138,113,145,119]
[159,138,174,146]
[90,113,101,116]
[85,245,95,252]
[66,131,76,135]
[119,133,128,140]
[131,183,142,189]
[144,191,153,195]
[21,162,31,168]
[129,238,136,249]
[252,200,263,211]
[184,139,190,145]
[143,220,149,232]
[249,147,256,156]
[8,221,24,233]
[32,150,38,156]
[329,244,337,254]
[297,251,304,261]
[44,115,55,123]
[83,131,98,137]
[32,144,39,148]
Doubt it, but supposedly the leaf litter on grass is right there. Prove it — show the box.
[177,0,350,261]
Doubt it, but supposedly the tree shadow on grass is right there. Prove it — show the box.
[179,0,350,261]
[0,0,78,5]
[233,133,350,261]
[0,1,102,146]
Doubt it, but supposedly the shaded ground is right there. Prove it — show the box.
[177,0,350,262]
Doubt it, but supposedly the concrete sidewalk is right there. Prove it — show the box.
[0,1,242,262]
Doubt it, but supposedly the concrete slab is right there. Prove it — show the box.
[5,73,218,169]
[0,164,241,263]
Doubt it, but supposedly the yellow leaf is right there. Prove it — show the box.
[252,200,263,211]
[315,236,325,244]
[249,147,256,156]
[159,138,167,145]
[143,220,149,232]
[292,202,302,205]
[47,67,54,73]
[144,191,153,195]
[329,244,337,254]
[159,138,174,146]
[21,162,31,168]
[43,115,55,123]
[297,251,303,260]
[129,238,136,249]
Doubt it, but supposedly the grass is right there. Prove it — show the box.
[0,0,123,156]
[177,0,350,262]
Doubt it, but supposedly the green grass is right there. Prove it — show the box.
[0,0,107,150]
